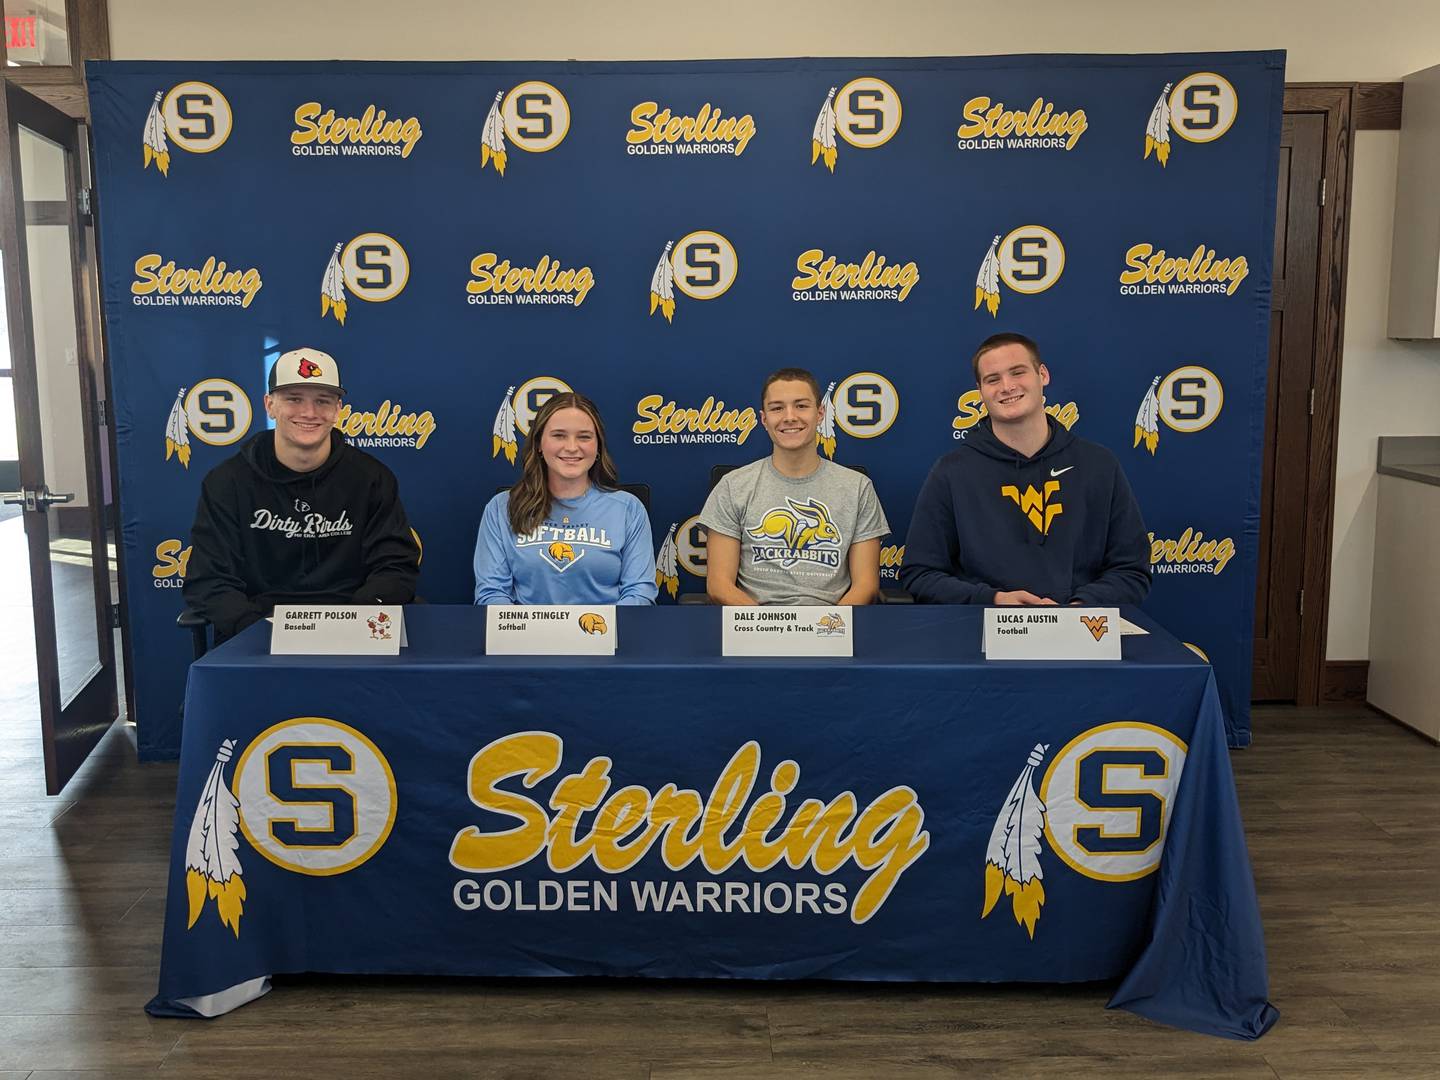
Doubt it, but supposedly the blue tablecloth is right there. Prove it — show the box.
[149,605,1276,1038]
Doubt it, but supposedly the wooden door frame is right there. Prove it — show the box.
[0,80,118,791]
[1279,83,1364,706]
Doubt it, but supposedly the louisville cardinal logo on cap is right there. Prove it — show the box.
[269,348,344,395]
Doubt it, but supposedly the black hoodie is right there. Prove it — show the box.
[900,415,1150,606]
[184,430,419,641]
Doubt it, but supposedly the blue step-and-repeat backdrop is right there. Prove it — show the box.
[87,53,1284,759]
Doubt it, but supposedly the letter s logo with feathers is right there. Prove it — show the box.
[1143,73,1238,169]
[983,724,1189,939]
[809,77,902,172]
[320,234,410,325]
[974,226,1066,317]
[481,81,571,176]
[141,82,233,178]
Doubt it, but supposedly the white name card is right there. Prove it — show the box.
[271,606,405,656]
[722,606,854,657]
[984,607,1123,661]
[486,605,617,655]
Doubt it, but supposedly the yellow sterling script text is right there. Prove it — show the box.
[291,102,424,157]
[132,255,263,307]
[792,250,920,301]
[633,396,758,445]
[467,254,595,306]
[628,102,757,155]
[335,401,437,449]
[449,732,930,924]
[1120,244,1250,295]
[957,96,1088,150]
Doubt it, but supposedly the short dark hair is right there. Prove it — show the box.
[972,333,1042,383]
[760,367,822,406]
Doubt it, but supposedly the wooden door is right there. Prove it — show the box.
[1252,112,1324,701]
[0,82,117,792]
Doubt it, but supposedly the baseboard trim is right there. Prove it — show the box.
[1321,660,1369,704]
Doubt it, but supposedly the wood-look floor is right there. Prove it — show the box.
[0,700,1436,1079]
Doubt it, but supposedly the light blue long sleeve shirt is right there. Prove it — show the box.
[473,487,658,606]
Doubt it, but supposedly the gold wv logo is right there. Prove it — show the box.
[1080,614,1108,641]
[1000,481,1063,535]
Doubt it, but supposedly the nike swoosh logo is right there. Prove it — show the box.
[1050,466,1075,477]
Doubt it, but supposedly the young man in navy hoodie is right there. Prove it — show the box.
[900,333,1150,606]
[184,348,420,642]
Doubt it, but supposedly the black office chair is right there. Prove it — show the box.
[682,462,912,604]
[177,606,211,659]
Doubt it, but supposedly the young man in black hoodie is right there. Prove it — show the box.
[184,348,420,642]
[901,333,1150,607]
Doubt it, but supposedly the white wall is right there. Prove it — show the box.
[1328,131,1440,658]
[106,0,1440,658]
[105,0,1440,79]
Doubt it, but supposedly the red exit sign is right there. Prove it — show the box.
[6,16,37,50]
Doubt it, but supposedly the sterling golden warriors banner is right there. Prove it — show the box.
[87,54,1284,757]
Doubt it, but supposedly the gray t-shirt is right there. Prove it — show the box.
[699,458,890,605]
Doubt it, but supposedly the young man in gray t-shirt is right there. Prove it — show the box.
[699,367,889,605]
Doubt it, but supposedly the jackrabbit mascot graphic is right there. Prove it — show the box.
[748,498,841,568]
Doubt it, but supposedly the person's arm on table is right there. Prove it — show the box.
[473,497,518,604]
[899,463,1000,604]
[1068,463,1152,606]
[616,496,659,605]
[704,531,757,605]
[353,468,419,604]
[838,537,880,605]
[183,473,268,639]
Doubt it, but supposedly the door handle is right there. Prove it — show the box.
[2,488,75,510]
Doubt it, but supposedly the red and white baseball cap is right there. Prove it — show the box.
[268,348,344,395]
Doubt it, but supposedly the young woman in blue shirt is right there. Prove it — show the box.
[473,392,658,606]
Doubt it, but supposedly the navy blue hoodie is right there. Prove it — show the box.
[900,416,1150,605]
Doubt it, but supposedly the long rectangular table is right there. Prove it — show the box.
[148,605,1276,1039]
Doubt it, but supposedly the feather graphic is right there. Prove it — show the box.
[481,90,508,176]
[811,87,838,172]
[649,240,676,322]
[975,235,1002,316]
[320,242,348,325]
[817,381,837,459]
[184,738,246,936]
[1145,83,1173,167]
[492,386,519,464]
[1134,375,1161,454]
[655,523,680,599]
[164,387,191,469]
[981,742,1049,939]
[142,90,171,176]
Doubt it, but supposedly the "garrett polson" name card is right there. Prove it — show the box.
[270,606,405,656]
